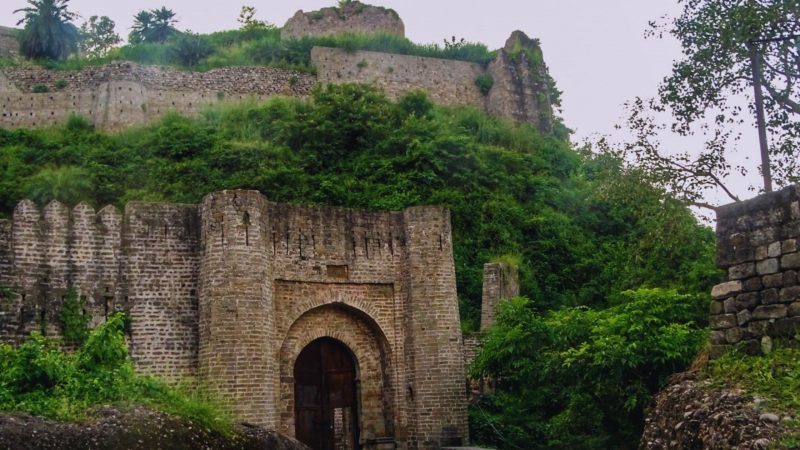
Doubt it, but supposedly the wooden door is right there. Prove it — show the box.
[294,338,359,450]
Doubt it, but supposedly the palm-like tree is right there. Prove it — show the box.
[129,7,178,44]
[14,0,80,60]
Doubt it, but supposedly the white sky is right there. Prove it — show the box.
[1,0,760,206]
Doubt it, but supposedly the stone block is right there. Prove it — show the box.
[785,271,798,287]
[710,330,727,345]
[712,281,742,299]
[762,273,784,288]
[735,292,760,310]
[751,227,777,246]
[728,263,756,280]
[709,314,737,330]
[792,201,800,219]
[756,258,779,275]
[725,327,743,344]
[780,285,800,303]
[752,304,788,320]
[743,339,762,355]
[755,245,768,261]
[790,302,800,317]
[768,241,782,257]
[782,252,800,269]
[737,309,752,326]
[709,300,724,315]
[748,320,770,335]
[783,239,797,253]
[767,317,800,337]
[723,298,737,313]
[761,288,780,305]
[742,277,763,291]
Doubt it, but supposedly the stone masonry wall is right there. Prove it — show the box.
[480,262,520,332]
[0,63,314,130]
[710,185,800,358]
[2,31,554,133]
[0,199,200,381]
[0,27,17,59]
[0,190,470,448]
[311,47,486,110]
[281,1,404,40]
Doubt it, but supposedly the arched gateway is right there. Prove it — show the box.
[0,190,469,449]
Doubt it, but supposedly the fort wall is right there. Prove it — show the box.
[0,191,470,449]
[311,47,486,108]
[0,63,315,130]
[710,185,800,357]
[0,30,554,133]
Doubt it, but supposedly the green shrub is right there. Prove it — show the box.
[0,313,232,431]
[58,288,90,346]
[31,84,48,93]
[471,289,709,449]
[54,79,67,90]
[167,32,214,67]
[474,74,494,96]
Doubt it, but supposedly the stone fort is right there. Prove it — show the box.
[0,189,517,449]
[0,2,556,133]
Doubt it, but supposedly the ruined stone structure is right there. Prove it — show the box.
[0,27,17,59]
[0,1,555,133]
[479,262,519,332]
[282,1,405,40]
[710,185,800,357]
[0,190,468,449]
[0,63,315,130]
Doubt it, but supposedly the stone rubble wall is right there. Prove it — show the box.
[0,63,315,130]
[710,185,800,357]
[311,47,486,109]
[1,31,555,133]
[281,1,404,40]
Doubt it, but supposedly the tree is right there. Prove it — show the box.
[128,7,178,44]
[168,32,213,67]
[79,15,120,57]
[14,0,80,60]
[237,5,271,32]
[611,0,800,208]
[24,166,93,206]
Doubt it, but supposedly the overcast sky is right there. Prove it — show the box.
[0,0,759,206]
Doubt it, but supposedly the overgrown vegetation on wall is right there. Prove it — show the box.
[0,313,231,432]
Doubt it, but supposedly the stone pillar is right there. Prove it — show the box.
[198,190,275,426]
[711,185,800,358]
[480,262,519,331]
[403,206,468,448]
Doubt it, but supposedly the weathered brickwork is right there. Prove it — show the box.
[281,1,404,40]
[311,47,486,108]
[480,262,520,332]
[0,63,314,130]
[710,185,800,357]
[0,27,17,59]
[0,190,469,449]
